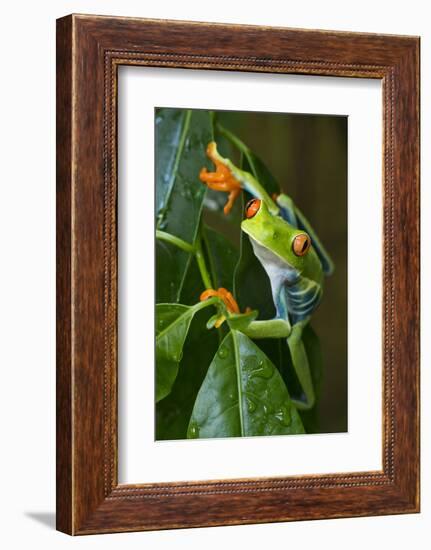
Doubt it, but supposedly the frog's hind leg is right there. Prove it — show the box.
[275,193,298,227]
[287,320,316,410]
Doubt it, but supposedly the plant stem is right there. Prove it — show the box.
[192,295,219,313]
[194,234,213,290]
[156,230,194,254]
[156,229,213,290]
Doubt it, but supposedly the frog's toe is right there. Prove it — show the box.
[199,166,225,184]
[223,188,242,215]
[199,287,240,314]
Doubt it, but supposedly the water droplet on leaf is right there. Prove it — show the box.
[252,361,273,379]
[275,403,292,427]
[218,347,228,359]
[246,397,257,413]
[188,422,199,439]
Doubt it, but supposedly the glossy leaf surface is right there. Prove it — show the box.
[156,308,219,439]
[155,108,213,301]
[156,303,198,402]
[203,225,239,291]
[188,331,304,438]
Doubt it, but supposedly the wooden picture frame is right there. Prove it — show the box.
[56,14,420,535]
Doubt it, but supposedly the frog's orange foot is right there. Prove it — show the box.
[199,141,242,215]
[200,287,241,328]
[200,287,240,314]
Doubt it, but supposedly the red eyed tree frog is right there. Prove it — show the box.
[199,141,334,410]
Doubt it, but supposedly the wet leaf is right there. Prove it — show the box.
[155,108,184,216]
[244,150,280,196]
[202,225,239,290]
[156,240,180,303]
[187,330,304,438]
[155,108,213,301]
[156,308,219,440]
[156,302,209,402]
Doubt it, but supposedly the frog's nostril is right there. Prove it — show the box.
[292,234,311,256]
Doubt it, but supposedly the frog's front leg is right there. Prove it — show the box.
[243,318,291,339]
[199,287,290,337]
[199,143,242,215]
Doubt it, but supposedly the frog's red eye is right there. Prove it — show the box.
[292,233,311,256]
[245,199,261,219]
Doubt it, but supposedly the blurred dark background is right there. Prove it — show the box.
[212,109,348,433]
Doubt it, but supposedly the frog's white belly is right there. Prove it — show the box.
[249,238,322,323]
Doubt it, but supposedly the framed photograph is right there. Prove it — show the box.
[56,14,420,534]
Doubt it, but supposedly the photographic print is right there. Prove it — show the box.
[155,107,347,440]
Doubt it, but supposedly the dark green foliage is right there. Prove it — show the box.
[155,109,213,301]
[154,107,325,440]
[202,226,239,290]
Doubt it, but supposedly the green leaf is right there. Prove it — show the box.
[156,240,179,303]
[179,243,207,306]
[202,225,239,290]
[155,108,214,301]
[187,330,304,438]
[156,304,193,402]
[155,108,185,216]
[156,298,218,402]
[244,150,280,196]
[156,308,220,440]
